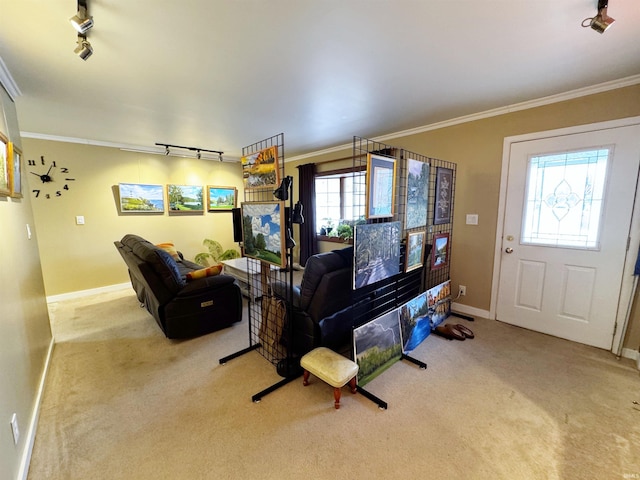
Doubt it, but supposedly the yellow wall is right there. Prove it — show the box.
[0,86,52,478]
[22,140,244,296]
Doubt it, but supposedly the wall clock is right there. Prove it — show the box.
[28,155,75,199]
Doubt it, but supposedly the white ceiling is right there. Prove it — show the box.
[1,1,639,160]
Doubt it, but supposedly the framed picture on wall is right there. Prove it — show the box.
[0,132,9,196]
[241,201,287,268]
[405,230,426,272]
[434,167,453,225]
[431,232,450,270]
[405,158,429,229]
[167,184,204,213]
[241,145,279,190]
[207,185,237,211]
[366,153,396,219]
[118,183,165,213]
[8,143,23,198]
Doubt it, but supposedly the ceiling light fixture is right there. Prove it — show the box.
[70,1,94,34]
[74,35,93,61]
[155,143,224,161]
[582,0,615,33]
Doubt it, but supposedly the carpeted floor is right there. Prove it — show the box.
[27,289,640,480]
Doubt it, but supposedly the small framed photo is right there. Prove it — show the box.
[167,184,204,213]
[0,132,9,196]
[8,143,23,198]
[242,145,280,190]
[366,153,396,219]
[405,230,426,272]
[434,167,453,225]
[118,183,165,213]
[431,232,450,270]
[207,185,237,211]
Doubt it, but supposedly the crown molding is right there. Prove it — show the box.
[20,132,240,162]
[287,74,640,162]
[0,56,22,101]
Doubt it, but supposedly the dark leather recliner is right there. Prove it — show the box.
[275,247,364,355]
[114,234,242,339]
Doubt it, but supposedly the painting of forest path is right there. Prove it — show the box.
[353,221,401,289]
[353,309,402,387]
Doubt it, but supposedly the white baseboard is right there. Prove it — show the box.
[451,302,490,320]
[621,347,640,369]
[47,283,131,303]
[17,337,55,480]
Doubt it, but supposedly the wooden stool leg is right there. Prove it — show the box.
[334,387,341,409]
[303,370,310,386]
[349,377,357,394]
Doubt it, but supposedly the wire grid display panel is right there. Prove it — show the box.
[241,133,291,366]
[424,157,456,290]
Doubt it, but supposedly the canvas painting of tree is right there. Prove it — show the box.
[241,201,286,267]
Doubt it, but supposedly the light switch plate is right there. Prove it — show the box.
[76,216,85,225]
[466,214,479,225]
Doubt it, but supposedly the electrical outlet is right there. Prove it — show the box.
[459,285,467,296]
[10,413,19,445]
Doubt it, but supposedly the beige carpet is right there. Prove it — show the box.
[27,289,640,480]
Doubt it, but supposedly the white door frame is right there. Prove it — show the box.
[490,116,640,354]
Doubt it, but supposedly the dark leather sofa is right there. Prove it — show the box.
[276,247,364,355]
[114,234,242,339]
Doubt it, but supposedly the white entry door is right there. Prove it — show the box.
[496,124,640,349]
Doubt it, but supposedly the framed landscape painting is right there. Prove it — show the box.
[427,280,452,329]
[207,185,237,211]
[405,158,429,229]
[366,153,396,219]
[353,308,402,387]
[241,201,286,267]
[431,232,450,270]
[119,183,165,213]
[405,230,426,272]
[8,143,22,198]
[434,167,453,225]
[399,291,430,354]
[167,184,204,213]
[0,132,9,196]
[241,145,279,190]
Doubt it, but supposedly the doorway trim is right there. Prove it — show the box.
[490,116,640,354]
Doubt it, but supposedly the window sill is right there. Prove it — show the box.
[316,235,353,245]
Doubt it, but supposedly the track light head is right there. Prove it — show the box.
[74,35,93,60]
[582,1,615,33]
[196,150,201,159]
[164,146,170,155]
[273,176,292,201]
[218,153,223,162]
[70,5,94,34]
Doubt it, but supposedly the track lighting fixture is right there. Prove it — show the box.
[582,0,615,33]
[74,35,93,61]
[155,143,224,161]
[273,176,293,201]
[70,1,94,34]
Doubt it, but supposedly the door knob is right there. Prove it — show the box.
[505,247,513,254]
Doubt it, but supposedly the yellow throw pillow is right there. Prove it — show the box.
[186,264,223,281]
[156,242,180,260]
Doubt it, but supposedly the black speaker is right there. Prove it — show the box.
[232,208,243,243]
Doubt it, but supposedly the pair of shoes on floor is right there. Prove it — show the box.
[435,323,474,341]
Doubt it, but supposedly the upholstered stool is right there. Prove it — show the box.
[300,347,359,409]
